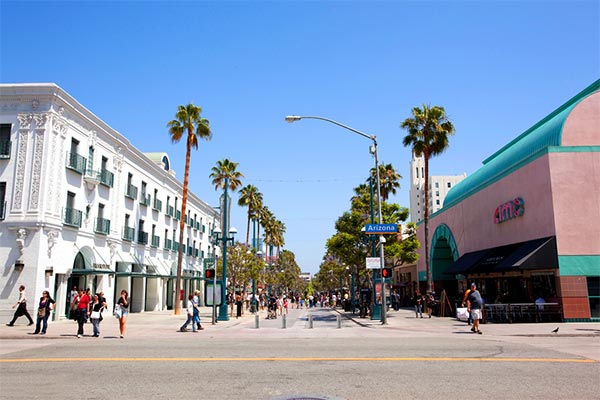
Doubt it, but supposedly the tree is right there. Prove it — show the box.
[167,103,211,315]
[238,185,263,247]
[210,159,244,192]
[400,104,455,293]
[371,163,401,201]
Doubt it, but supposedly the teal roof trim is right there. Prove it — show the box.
[444,80,600,209]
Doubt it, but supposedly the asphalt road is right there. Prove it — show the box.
[1,307,599,400]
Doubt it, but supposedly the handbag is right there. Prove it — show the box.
[113,304,122,318]
[90,310,101,319]
[38,307,46,318]
[456,307,470,321]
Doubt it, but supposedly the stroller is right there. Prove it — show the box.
[266,296,278,319]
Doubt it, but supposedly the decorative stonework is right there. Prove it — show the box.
[13,130,29,210]
[108,240,117,263]
[17,113,33,129]
[32,99,40,110]
[89,130,97,148]
[34,113,48,128]
[52,116,67,137]
[47,230,59,258]
[29,130,45,210]
[16,228,27,257]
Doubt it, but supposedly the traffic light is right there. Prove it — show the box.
[205,269,215,279]
[382,268,393,279]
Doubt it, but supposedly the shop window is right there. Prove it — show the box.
[588,277,600,318]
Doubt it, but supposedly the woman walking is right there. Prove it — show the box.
[179,294,197,332]
[116,290,129,338]
[89,294,105,337]
[33,290,55,334]
[75,289,90,338]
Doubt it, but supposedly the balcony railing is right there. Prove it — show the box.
[94,217,111,235]
[165,238,172,251]
[151,235,160,248]
[187,246,193,256]
[66,152,87,174]
[166,205,174,218]
[0,201,6,220]
[153,198,162,212]
[175,210,181,221]
[137,231,149,245]
[139,194,151,207]
[194,248,199,258]
[63,207,83,228]
[99,169,114,187]
[0,139,11,159]
[172,241,179,252]
[125,184,138,200]
[122,226,135,242]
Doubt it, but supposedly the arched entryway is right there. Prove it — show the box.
[430,224,459,297]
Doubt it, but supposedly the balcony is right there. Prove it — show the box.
[153,198,162,212]
[151,235,160,248]
[99,169,114,188]
[175,210,181,221]
[194,248,199,258]
[172,241,179,252]
[165,238,172,251]
[122,226,135,242]
[94,217,111,235]
[125,184,138,200]
[0,139,11,159]
[63,207,83,228]
[137,231,149,245]
[166,205,174,218]
[187,246,193,256]
[83,169,101,190]
[139,194,151,207]
[66,152,87,174]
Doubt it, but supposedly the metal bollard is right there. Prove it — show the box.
[337,314,341,329]
[308,314,313,329]
[255,314,259,329]
[282,314,287,329]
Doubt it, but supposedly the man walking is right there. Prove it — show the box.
[7,285,34,326]
[467,282,483,334]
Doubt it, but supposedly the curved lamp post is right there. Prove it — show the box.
[285,115,387,324]
[211,224,237,321]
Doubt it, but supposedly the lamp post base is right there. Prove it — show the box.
[218,304,229,321]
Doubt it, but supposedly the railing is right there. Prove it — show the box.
[151,235,160,248]
[153,198,162,212]
[63,207,83,228]
[166,205,174,218]
[139,194,151,206]
[194,248,199,258]
[187,246,193,256]
[175,210,181,221]
[0,139,11,159]
[99,169,114,187]
[137,231,149,245]
[94,217,111,235]
[165,238,173,251]
[122,226,135,242]
[172,241,180,252]
[125,184,138,200]
[483,303,563,324]
[66,152,87,174]
[189,218,195,228]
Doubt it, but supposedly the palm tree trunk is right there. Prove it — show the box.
[424,152,432,293]
[246,214,251,247]
[175,134,192,315]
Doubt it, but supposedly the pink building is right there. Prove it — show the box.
[417,80,600,322]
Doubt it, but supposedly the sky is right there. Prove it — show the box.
[1,0,598,275]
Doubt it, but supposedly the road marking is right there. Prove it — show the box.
[0,357,596,363]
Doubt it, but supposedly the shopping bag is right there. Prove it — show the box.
[113,304,122,319]
[456,307,469,321]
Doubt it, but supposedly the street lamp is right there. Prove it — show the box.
[285,115,388,324]
[211,226,237,321]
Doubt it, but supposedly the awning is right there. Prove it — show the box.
[444,236,557,275]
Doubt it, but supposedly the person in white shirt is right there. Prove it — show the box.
[7,285,34,326]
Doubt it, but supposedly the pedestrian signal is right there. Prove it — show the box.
[205,269,215,279]
[382,268,393,278]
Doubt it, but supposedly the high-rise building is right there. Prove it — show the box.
[409,153,466,223]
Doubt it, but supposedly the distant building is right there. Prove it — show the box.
[299,272,311,282]
[409,153,466,223]
[0,83,220,320]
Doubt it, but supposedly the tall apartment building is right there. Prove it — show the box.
[0,83,220,320]
[409,153,466,223]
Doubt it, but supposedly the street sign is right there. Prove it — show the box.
[363,224,398,234]
[365,257,380,269]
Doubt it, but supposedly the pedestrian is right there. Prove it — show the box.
[425,291,434,318]
[32,290,55,334]
[462,286,473,326]
[69,285,79,320]
[467,283,484,334]
[192,290,204,331]
[75,289,90,338]
[413,291,423,318]
[180,294,197,332]
[116,290,129,338]
[89,294,105,337]
[7,285,34,326]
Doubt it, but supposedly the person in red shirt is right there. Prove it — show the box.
[76,289,90,338]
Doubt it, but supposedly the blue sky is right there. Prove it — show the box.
[1,1,598,274]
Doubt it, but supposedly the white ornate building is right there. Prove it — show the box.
[0,83,220,320]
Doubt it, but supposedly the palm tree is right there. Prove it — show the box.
[210,159,244,192]
[167,103,211,315]
[370,163,401,201]
[238,185,263,247]
[400,104,455,293]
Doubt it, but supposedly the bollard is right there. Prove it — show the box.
[308,314,313,329]
[255,314,259,329]
[337,314,341,329]
[282,314,287,329]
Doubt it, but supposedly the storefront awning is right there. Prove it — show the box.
[444,236,557,275]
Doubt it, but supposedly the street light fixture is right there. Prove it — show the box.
[211,225,237,321]
[285,115,388,324]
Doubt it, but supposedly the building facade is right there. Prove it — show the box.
[414,80,600,322]
[0,83,220,321]
[409,153,466,223]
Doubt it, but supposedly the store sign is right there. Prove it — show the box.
[494,197,525,224]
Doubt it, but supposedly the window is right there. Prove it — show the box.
[138,219,148,244]
[0,124,11,158]
[435,182,439,188]
[436,191,439,197]
[0,182,6,220]
[66,139,86,174]
[448,182,452,188]
[63,191,82,227]
[123,214,135,241]
[125,173,138,199]
[95,204,110,235]
[140,181,149,206]
[436,199,440,205]
[87,146,94,174]
[99,156,114,187]
[415,167,419,179]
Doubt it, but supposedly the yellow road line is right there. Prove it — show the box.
[0,357,596,363]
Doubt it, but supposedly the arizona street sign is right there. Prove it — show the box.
[363,224,398,234]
